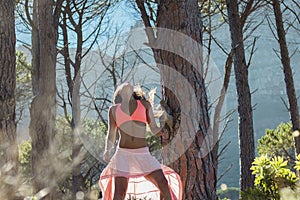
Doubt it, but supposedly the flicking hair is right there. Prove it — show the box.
[113,82,146,104]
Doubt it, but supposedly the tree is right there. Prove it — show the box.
[28,0,63,199]
[200,0,265,183]
[135,0,217,199]
[58,1,111,197]
[271,0,300,160]
[226,0,255,192]
[18,117,108,199]
[0,0,18,199]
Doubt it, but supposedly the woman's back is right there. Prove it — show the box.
[112,99,149,148]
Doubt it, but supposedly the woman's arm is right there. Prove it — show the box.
[103,106,117,162]
[145,101,166,137]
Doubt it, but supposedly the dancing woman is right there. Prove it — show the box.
[98,82,182,200]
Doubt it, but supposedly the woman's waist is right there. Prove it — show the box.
[118,139,148,149]
[116,145,150,154]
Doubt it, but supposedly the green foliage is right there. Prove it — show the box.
[240,187,268,200]
[18,140,31,165]
[146,131,161,151]
[243,122,300,200]
[295,154,300,171]
[18,140,32,180]
[16,51,31,83]
[200,0,226,16]
[19,116,107,198]
[16,51,32,122]
[53,116,107,187]
[249,155,298,199]
[257,122,294,159]
[82,118,107,140]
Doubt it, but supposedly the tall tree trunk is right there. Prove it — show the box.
[136,0,217,199]
[0,0,18,199]
[226,0,255,191]
[158,1,216,198]
[272,0,300,157]
[71,41,84,199]
[29,1,62,199]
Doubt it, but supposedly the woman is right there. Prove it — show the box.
[98,82,182,200]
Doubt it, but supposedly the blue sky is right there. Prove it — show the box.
[16,1,138,47]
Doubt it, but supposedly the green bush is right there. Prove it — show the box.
[242,122,300,200]
[18,140,32,180]
[240,187,268,200]
[245,155,298,199]
[295,154,300,171]
[257,122,294,159]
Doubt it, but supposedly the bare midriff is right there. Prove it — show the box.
[118,121,148,149]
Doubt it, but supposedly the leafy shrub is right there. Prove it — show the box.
[240,187,268,200]
[295,154,300,171]
[18,140,32,180]
[242,122,300,200]
[257,122,294,159]
[245,155,298,199]
[251,155,297,199]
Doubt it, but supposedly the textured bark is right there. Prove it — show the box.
[0,0,18,199]
[272,0,300,156]
[157,1,216,199]
[136,0,217,199]
[226,0,255,191]
[29,1,62,199]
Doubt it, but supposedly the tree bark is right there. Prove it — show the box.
[226,0,255,192]
[272,0,300,157]
[136,0,217,199]
[29,1,62,199]
[0,0,18,199]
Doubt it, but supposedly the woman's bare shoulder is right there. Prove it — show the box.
[108,105,118,114]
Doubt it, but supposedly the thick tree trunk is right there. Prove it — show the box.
[29,1,60,199]
[153,0,217,199]
[0,1,18,199]
[226,0,255,191]
[272,0,300,157]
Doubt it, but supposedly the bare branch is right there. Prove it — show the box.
[25,0,33,27]
[280,96,290,112]
[246,36,257,68]
[135,0,156,44]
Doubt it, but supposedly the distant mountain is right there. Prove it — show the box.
[16,17,300,190]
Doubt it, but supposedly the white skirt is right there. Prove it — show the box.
[98,146,182,200]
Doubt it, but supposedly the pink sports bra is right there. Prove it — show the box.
[115,100,148,127]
